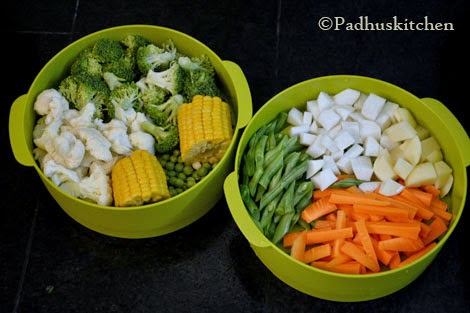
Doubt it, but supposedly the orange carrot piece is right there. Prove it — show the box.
[336,203,354,217]
[366,221,421,240]
[283,231,303,248]
[304,243,332,263]
[332,210,347,257]
[325,212,337,222]
[400,188,432,207]
[312,260,362,274]
[290,230,307,262]
[388,252,402,270]
[430,197,448,211]
[378,237,425,252]
[421,185,441,197]
[391,194,434,220]
[355,218,380,271]
[429,206,452,223]
[326,254,353,267]
[314,219,336,229]
[370,236,394,266]
[353,204,410,221]
[313,189,334,200]
[306,227,354,245]
[419,222,432,239]
[423,217,448,245]
[301,197,338,223]
[329,192,391,206]
[396,242,437,268]
[340,241,380,272]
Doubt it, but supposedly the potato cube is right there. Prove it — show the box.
[405,162,437,187]
[383,120,417,142]
[393,158,414,180]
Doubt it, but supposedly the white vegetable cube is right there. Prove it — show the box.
[361,93,386,121]
[351,156,374,181]
[288,124,310,137]
[333,88,361,106]
[302,111,313,125]
[378,178,405,196]
[359,181,381,193]
[334,105,355,120]
[309,120,319,134]
[380,134,399,151]
[439,174,453,198]
[394,107,417,128]
[306,138,326,159]
[322,155,340,175]
[327,124,342,138]
[330,149,344,161]
[421,136,441,161]
[363,136,380,157]
[287,107,304,126]
[299,132,317,146]
[344,143,364,158]
[311,168,338,191]
[317,91,335,110]
[373,149,397,181]
[359,120,382,141]
[341,121,361,143]
[334,130,355,151]
[405,162,437,187]
[375,111,393,130]
[320,134,339,153]
[424,149,443,163]
[317,108,341,131]
[381,101,399,121]
[306,159,324,179]
[353,93,368,110]
[393,157,414,180]
[306,100,321,119]
[399,136,421,165]
[383,121,417,142]
[415,125,430,140]
[433,160,453,189]
[336,156,353,174]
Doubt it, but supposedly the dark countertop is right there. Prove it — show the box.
[2,0,469,312]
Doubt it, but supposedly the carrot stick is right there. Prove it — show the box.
[423,217,448,245]
[388,252,401,270]
[353,204,410,221]
[429,206,452,223]
[370,236,394,266]
[306,227,354,245]
[311,260,362,274]
[314,219,336,229]
[396,242,437,268]
[340,241,380,272]
[421,185,441,197]
[332,210,347,257]
[391,194,434,220]
[355,218,380,271]
[304,243,332,263]
[400,188,433,207]
[366,221,421,239]
[313,189,334,200]
[326,254,353,267]
[430,197,448,211]
[329,192,391,206]
[301,197,338,223]
[290,230,307,262]
[378,237,425,252]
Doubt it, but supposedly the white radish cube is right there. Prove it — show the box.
[382,101,399,121]
[359,181,381,193]
[361,93,386,120]
[287,107,304,126]
[378,178,405,196]
[317,91,335,110]
[363,136,380,157]
[334,105,355,120]
[288,124,310,137]
[327,123,342,139]
[359,120,382,141]
[341,121,361,143]
[380,134,399,151]
[330,149,344,161]
[311,168,338,191]
[306,159,324,179]
[306,139,326,159]
[383,121,417,142]
[348,111,365,123]
[302,111,313,125]
[334,130,355,151]
[424,149,443,163]
[353,92,368,110]
[299,132,317,146]
[333,88,361,106]
[337,156,353,174]
[322,155,340,175]
[321,135,339,154]
[309,120,319,134]
[317,109,341,131]
[351,156,374,181]
[344,143,364,158]
[375,111,392,130]
[306,100,321,119]
[393,157,414,180]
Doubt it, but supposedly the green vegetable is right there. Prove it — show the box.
[109,82,142,111]
[136,40,176,74]
[146,61,185,96]
[271,212,295,244]
[141,121,179,154]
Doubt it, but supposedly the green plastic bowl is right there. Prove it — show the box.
[9,25,252,239]
[224,75,469,302]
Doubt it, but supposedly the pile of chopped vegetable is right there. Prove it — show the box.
[239,87,454,273]
[32,34,233,206]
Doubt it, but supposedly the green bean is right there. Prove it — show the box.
[254,135,268,170]
[258,152,284,189]
[264,134,288,165]
[254,184,266,202]
[274,111,288,133]
[266,132,277,151]
[259,193,282,233]
[297,218,312,230]
[268,167,283,192]
[293,181,314,206]
[330,178,367,188]
[241,160,250,186]
[295,193,313,212]
[271,212,295,244]
[281,159,309,188]
[283,135,304,156]
[275,180,295,216]
[240,184,259,217]
[283,151,301,175]
[248,167,263,197]
[260,182,284,210]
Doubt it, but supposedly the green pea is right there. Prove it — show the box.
[174,178,185,188]
[196,166,209,177]
[183,165,193,175]
[165,162,175,171]
[174,163,184,172]
[178,172,186,180]
[170,155,178,163]
[160,154,170,161]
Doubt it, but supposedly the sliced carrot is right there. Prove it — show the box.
[370,236,394,266]
[313,219,336,229]
[353,204,410,221]
[326,253,353,267]
[419,221,432,239]
[391,194,434,220]
[388,252,402,270]
[378,237,425,252]
[301,197,338,223]
[304,243,332,263]
[400,188,433,207]
[429,206,452,223]
[423,217,448,245]
[312,260,362,274]
[290,230,307,262]
[340,241,380,272]
[366,221,421,239]
[332,209,347,257]
[396,242,437,268]
[355,218,380,271]
[306,227,354,245]
[421,184,441,197]
[329,191,391,206]
[313,189,334,200]
[430,197,448,211]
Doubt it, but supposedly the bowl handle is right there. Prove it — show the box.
[421,97,470,167]
[224,172,271,248]
[222,60,252,130]
[9,95,35,167]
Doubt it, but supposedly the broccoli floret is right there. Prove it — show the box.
[141,121,179,154]
[109,82,142,111]
[103,72,125,91]
[70,47,102,78]
[182,69,221,101]
[136,42,176,74]
[178,54,215,76]
[92,38,125,63]
[102,55,137,82]
[145,61,185,95]
[155,94,184,126]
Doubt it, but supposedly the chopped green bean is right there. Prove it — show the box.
[254,135,268,170]
[258,152,284,189]
[272,212,295,244]
[275,180,295,216]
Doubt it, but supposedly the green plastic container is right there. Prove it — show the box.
[9,25,252,239]
[224,75,469,301]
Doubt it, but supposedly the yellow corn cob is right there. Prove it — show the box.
[178,95,233,164]
[111,150,170,207]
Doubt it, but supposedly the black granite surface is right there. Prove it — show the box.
[2,0,470,312]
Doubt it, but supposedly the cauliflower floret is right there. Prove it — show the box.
[95,119,133,156]
[114,105,137,128]
[129,131,155,155]
[33,119,62,151]
[42,156,81,186]
[130,112,151,133]
[73,127,113,162]
[47,129,85,169]
[65,102,96,128]
[34,88,69,124]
